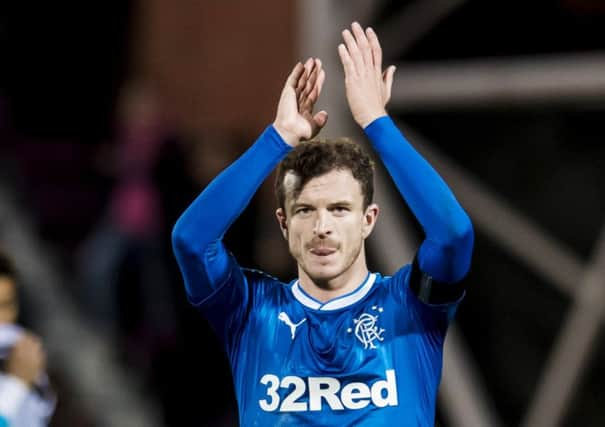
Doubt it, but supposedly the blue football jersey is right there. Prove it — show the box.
[195,260,459,427]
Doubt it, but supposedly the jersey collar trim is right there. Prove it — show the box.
[292,273,376,311]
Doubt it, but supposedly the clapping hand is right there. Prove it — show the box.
[338,22,396,128]
[273,58,328,147]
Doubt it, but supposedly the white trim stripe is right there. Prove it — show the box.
[291,273,377,311]
[291,280,322,310]
[321,273,376,311]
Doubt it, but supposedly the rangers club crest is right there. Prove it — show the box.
[347,306,385,349]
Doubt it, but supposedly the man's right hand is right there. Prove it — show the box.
[273,58,328,147]
[6,333,46,387]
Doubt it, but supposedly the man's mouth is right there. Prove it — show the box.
[310,248,337,256]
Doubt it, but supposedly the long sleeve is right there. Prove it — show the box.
[364,116,473,284]
[171,125,291,303]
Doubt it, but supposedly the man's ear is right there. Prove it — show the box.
[362,203,379,239]
[275,208,289,240]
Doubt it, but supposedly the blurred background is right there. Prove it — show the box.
[1,0,605,426]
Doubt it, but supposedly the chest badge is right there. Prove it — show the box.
[278,312,307,340]
[347,305,385,349]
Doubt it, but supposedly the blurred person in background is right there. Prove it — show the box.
[0,251,55,427]
[172,22,473,426]
[76,82,177,367]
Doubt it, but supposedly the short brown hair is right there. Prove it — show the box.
[275,138,374,213]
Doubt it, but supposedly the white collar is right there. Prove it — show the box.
[291,273,376,311]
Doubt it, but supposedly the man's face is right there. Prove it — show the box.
[0,276,17,325]
[276,169,378,284]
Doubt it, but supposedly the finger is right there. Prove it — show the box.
[295,57,314,96]
[302,59,322,103]
[314,110,328,128]
[366,27,382,72]
[338,43,356,78]
[299,59,319,103]
[351,22,373,68]
[311,110,328,137]
[383,65,396,104]
[288,63,305,101]
[315,68,326,98]
[303,68,324,110]
[286,62,304,90]
[342,29,363,72]
[301,57,316,91]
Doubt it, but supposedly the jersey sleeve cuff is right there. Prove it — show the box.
[363,115,393,136]
[362,115,410,157]
[0,374,29,418]
[266,125,295,154]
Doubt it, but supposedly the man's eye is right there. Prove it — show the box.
[296,208,311,214]
[333,206,348,213]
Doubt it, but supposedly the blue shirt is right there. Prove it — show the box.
[195,263,460,426]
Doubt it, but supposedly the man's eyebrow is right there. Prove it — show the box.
[289,200,354,212]
[290,202,313,209]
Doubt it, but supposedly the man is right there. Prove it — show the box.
[0,252,55,427]
[172,22,473,426]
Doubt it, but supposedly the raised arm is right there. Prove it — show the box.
[171,59,327,302]
[338,22,473,285]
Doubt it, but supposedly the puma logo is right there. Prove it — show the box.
[278,312,307,340]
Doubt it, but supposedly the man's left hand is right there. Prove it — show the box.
[338,22,396,129]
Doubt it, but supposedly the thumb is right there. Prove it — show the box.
[383,65,396,104]
[311,110,328,137]
[314,110,328,129]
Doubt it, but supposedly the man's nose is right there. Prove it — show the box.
[313,210,332,236]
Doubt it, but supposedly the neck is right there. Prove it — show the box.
[297,247,369,303]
